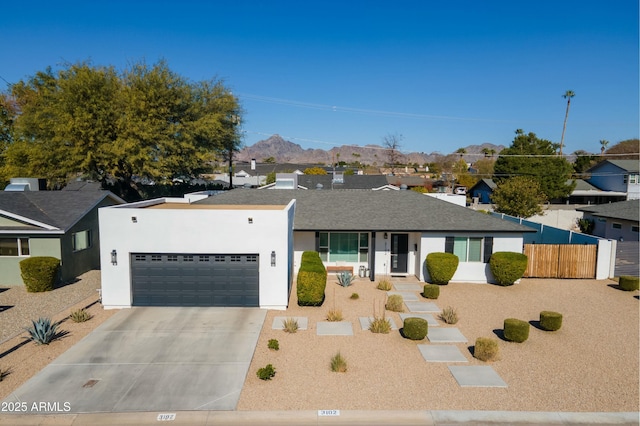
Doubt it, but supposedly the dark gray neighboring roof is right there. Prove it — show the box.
[577,200,639,223]
[297,174,389,190]
[196,189,533,233]
[470,178,497,191]
[0,191,124,231]
[385,175,432,187]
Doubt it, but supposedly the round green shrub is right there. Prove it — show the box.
[474,337,500,362]
[421,284,440,299]
[426,252,459,285]
[19,257,60,292]
[539,311,563,331]
[489,252,528,286]
[503,318,530,343]
[402,317,429,340]
[619,275,639,291]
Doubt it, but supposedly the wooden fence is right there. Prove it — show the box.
[523,244,597,279]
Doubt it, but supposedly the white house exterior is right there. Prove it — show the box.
[99,189,533,311]
[99,197,294,310]
[199,190,533,285]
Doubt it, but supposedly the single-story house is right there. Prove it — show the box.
[99,189,533,310]
[577,200,639,241]
[0,189,125,285]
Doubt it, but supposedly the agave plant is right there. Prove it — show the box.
[25,317,61,345]
[337,271,356,287]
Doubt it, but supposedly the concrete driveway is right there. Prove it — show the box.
[3,307,266,413]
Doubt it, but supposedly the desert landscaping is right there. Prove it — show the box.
[0,272,637,413]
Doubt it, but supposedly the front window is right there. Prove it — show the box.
[612,223,622,229]
[318,232,368,262]
[72,230,92,252]
[446,236,492,262]
[0,238,30,256]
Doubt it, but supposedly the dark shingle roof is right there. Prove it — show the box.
[0,191,123,231]
[196,189,533,233]
[577,199,639,223]
[297,174,389,190]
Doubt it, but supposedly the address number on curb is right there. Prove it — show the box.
[157,413,176,421]
[318,409,340,416]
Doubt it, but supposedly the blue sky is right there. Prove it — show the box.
[2,0,638,155]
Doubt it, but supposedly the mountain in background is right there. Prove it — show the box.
[238,134,505,165]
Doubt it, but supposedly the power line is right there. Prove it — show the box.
[237,93,517,123]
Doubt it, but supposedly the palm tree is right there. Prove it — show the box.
[599,139,609,155]
[559,90,575,156]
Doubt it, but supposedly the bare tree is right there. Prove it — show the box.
[383,133,404,175]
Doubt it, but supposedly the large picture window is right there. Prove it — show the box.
[445,236,493,262]
[0,238,30,256]
[318,232,368,262]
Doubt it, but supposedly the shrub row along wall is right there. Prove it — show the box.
[297,251,327,306]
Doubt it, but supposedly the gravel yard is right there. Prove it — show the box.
[0,271,102,343]
[0,271,637,413]
[238,276,639,412]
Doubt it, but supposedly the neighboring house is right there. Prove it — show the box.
[577,200,639,241]
[386,175,433,189]
[469,177,627,205]
[565,179,627,204]
[0,189,125,286]
[586,160,640,200]
[99,189,532,310]
[469,178,496,204]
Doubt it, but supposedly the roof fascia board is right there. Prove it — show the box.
[0,210,59,230]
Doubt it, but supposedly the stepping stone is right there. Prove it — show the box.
[316,321,353,336]
[272,316,308,330]
[448,366,507,388]
[387,291,419,302]
[418,345,468,362]
[358,317,398,331]
[405,301,440,313]
[399,313,439,327]
[428,328,467,343]
[393,283,423,292]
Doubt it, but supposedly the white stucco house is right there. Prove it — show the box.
[98,189,533,310]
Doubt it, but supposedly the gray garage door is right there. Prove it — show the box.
[131,253,259,307]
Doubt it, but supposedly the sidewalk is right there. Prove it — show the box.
[0,410,637,425]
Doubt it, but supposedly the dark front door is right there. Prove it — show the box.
[390,234,408,273]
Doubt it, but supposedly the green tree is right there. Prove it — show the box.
[493,130,575,200]
[4,60,241,198]
[572,150,597,175]
[262,156,276,163]
[491,176,547,218]
[599,139,609,155]
[559,90,575,156]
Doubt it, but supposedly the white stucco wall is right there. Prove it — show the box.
[99,200,294,310]
[419,233,524,283]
